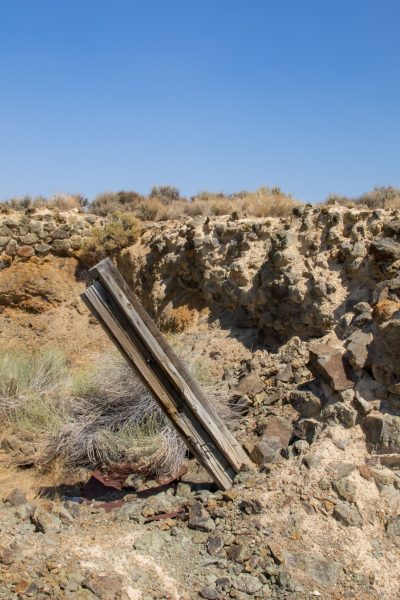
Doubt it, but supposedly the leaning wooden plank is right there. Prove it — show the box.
[89,258,252,472]
[81,280,237,490]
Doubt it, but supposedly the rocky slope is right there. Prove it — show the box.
[1,203,400,599]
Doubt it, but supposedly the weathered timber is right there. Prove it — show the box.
[81,258,252,490]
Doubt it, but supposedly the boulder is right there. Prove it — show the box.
[52,239,71,255]
[51,228,70,240]
[332,477,357,502]
[363,414,400,454]
[188,501,215,532]
[199,587,219,599]
[251,416,293,464]
[82,574,122,600]
[34,243,52,256]
[20,232,38,245]
[289,390,321,417]
[31,508,62,533]
[6,488,28,506]
[206,534,224,556]
[5,239,18,256]
[352,392,373,415]
[346,330,372,369]
[235,372,264,398]
[370,238,400,261]
[308,344,354,392]
[333,502,363,527]
[294,418,322,444]
[293,553,343,587]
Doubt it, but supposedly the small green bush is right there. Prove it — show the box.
[0,347,68,436]
[81,211,141,262]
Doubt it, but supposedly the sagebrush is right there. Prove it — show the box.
[0,349,186,478]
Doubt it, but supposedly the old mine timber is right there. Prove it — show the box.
[81,258,252,490]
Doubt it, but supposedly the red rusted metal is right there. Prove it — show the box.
[144,509,186,523]
[81,465,188,501]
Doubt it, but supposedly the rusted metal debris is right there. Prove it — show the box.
[144,509,186,523]
[81,465,188,502]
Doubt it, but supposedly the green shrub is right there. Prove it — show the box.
[81,211,141,262]
[0,347,68,436]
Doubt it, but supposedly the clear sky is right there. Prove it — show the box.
[1,0,399,203]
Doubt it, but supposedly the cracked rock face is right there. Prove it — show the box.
[117,204,400,346]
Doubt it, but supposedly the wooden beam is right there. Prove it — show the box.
[81,258,252,490]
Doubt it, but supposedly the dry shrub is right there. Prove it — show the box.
[135,199,185,221]
[0,193,87,213]
[358,186,400,209]
[90,191,143,216]
[324,194,356,208]
[373,299,400,324]
[40,356,186,477]
[185,187,297,219]
[183,201,209,217]
[0,342,236,480]
[160,305,198,333]
[150,185,181,204]
[324,187,400,210]
[135,198,163,221]
[0,195,48,212]
[209,198,235,216]
[237,187,298,218]
[0,349,187,478]
[50,194,83,211]
[87,185,298,222]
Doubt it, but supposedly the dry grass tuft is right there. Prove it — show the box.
[40,356,186,477]
[160,305,199,333]
[0,193,86,213]
[0,347,69,435]
[90,191,144,216]
[324,186,400,210]
[0,346,236,481]
[86,186,299,222]
[236,187,298,217]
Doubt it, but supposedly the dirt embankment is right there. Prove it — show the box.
[0,204,400,599]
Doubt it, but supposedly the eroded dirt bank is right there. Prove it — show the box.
[0,204,400,599]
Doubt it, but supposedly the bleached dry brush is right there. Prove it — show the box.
[40,356,187,477]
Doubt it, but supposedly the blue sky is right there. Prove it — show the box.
[0,0,399,203]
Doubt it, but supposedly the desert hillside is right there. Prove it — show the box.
[0,200,399,599]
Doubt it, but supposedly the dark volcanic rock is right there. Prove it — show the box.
[370,238,400,261]
[363,413,400,454]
